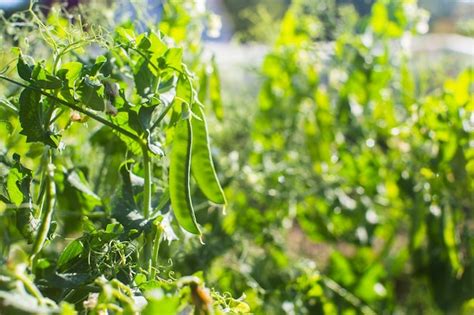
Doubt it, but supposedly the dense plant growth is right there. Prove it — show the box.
[0,0,472,314]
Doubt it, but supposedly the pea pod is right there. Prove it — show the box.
[191,106,227,205]
[169,118,201,234]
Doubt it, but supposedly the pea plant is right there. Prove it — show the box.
[0,3,246,314]
[203,0,473,313]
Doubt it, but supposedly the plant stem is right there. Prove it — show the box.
[150,100,175,131]
[150,224,163,279]
[142,145,153,271]
[14,270,45,304]
[0,75,145,147]
[30,159,56,265]
[142,146,152,219]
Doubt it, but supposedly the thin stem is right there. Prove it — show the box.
[14,270,45,304]
[322,276,376,315]
[30,157,56,265]
[0,75,145,146]
[150,100,175,131]
[49,108,65,124]
[142,146,152,219]
[142,145,153,270]
[150,224,163,279]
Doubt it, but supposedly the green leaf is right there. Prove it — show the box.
[143,293,181,315]
[134,59,155,97]
[90,55,107,75]
[169,118,201,234]
[112,161,150,232]
[31,65,63,89]
[139,105,158,131]
[110,112,142,155]
[0,120,13,134]
[137,35,152,51]
[158,74,178,107]
[7,154,37,243]
[191,106,226,204]
[57,62,83,87]
[164,48,183,70]
[57,240,84,269]
[17,55,33,81]
[18,88,61,148]
[66,170,100,200]
[78,77,105,111]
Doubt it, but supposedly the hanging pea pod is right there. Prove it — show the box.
[191,106,226,205]
[169,118,201,235]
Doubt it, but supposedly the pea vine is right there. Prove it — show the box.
[0,3,242,314]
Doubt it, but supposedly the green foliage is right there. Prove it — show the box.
[0,1,239,314]
[208,0,471,313]
[0,0,472,314]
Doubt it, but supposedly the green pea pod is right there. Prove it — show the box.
[169,118,201,234]
[191,106,227,205]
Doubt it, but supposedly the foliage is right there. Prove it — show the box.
[0,1,246,314]
[0,0,473,314]
[205,0,472,313]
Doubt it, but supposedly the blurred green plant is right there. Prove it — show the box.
[201,0,473,313]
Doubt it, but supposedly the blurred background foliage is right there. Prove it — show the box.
[0,0,473,314]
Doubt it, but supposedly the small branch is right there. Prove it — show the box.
[0,75,145,147]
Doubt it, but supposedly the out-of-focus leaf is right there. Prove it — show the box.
[209,56,223,120]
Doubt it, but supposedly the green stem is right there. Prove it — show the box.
[142,145,153,270]
[30,160,56,265]
[142,146,152,219]
[14,271,44,304]
[150,100,175,131]
[150,224,163,279]
[0,75,145,147]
